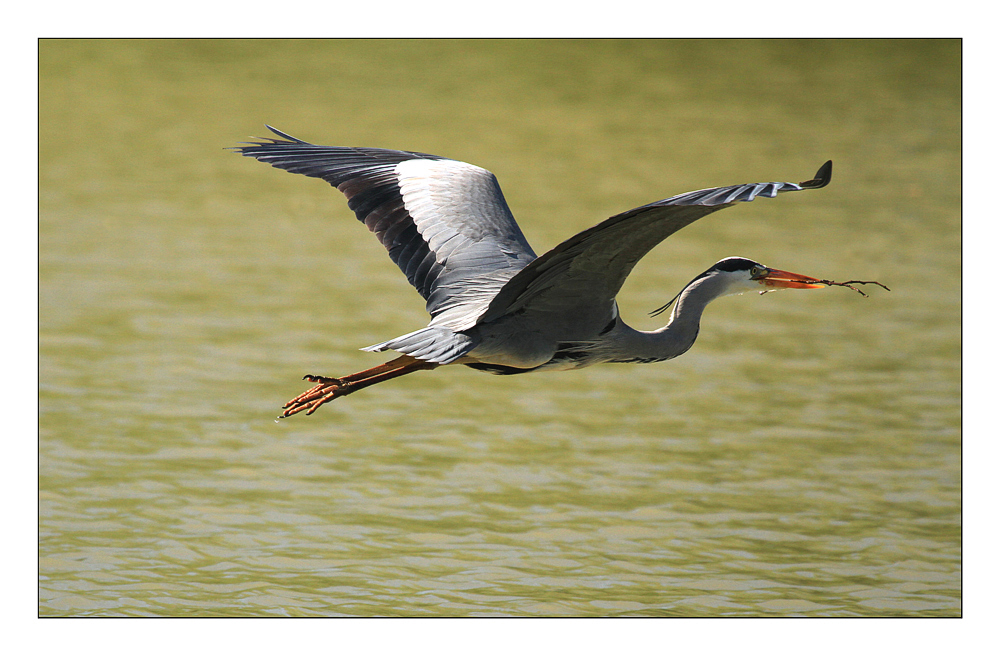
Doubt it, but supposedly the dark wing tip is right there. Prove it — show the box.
[263,125,307,144]
[799,160,833,189]
[228,126,311,154]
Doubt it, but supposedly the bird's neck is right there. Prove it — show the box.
[616,274,733,362]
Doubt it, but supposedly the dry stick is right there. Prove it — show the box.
[813,279,891,298]
[758,279,890,298]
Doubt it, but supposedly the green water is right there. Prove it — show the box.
[39,39,959,616]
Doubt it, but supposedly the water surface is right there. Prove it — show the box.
[39,39,960,616]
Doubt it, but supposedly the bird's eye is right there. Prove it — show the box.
[750,267,761,277]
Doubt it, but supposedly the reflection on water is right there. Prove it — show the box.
[39,39,959,616]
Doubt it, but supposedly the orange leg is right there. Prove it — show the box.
[279,355,438,418]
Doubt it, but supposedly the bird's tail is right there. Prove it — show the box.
[362,327,477,365]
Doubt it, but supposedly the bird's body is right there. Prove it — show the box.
[236,127,832,417]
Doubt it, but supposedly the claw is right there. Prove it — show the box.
[302,374,341,384]
[280,376,351,417]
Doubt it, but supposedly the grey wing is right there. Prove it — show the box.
[480,161,833,332]
[235,126,537,330]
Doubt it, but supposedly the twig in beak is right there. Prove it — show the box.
[812,279,891,297]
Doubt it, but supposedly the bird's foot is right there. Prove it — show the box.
[276,356,438,419]
[279,374,351,418]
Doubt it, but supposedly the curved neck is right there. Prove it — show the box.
[612,273,732,363]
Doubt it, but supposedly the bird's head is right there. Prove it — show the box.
[650,256,824,317]
[712,256,825,293]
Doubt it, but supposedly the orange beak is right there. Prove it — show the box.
[756,268,825,289]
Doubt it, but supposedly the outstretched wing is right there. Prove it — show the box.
[235,127,537,330]
[479,161,833,330]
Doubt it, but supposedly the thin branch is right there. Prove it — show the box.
[812,279,891,298]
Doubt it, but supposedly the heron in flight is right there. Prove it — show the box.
[236,127,832,418]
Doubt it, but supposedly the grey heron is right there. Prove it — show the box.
[236,127,832,418]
